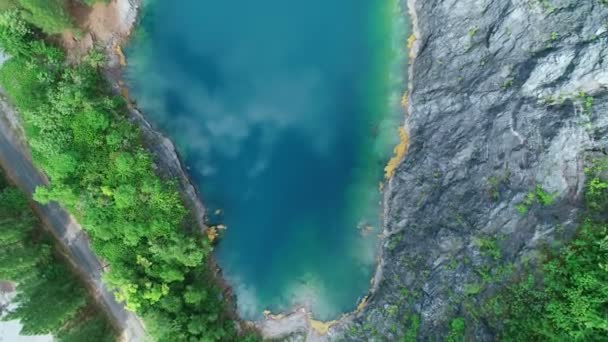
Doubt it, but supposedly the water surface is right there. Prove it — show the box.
[126,0,408,320]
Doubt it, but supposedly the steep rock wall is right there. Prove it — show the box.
[344,0,608,339]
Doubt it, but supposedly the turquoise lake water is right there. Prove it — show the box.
[126,0,408,320]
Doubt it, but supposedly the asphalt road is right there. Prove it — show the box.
[0,102,147,342]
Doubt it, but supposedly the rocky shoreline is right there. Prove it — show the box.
[342,0,608,340]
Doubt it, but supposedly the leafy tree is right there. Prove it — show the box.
[16,0,73,34]
[6,262,87,335]
[0,181,115,340]
[0,9,31,55]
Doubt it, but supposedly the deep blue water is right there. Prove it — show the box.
[126,0,407,320]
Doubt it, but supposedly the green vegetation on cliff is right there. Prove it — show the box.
[439,158,608,341]
[480,158,608,340]
[0,10,259,342]
[0,174,115,341]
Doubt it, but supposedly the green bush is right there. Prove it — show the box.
[516,185,555,214]
[446,317,465,342]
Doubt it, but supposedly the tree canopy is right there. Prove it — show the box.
[0,10,261,341]
[0,175,115,341]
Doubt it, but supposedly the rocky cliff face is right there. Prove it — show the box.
[342,0,608,339]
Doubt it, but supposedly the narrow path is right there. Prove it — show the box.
[0,98,146,342]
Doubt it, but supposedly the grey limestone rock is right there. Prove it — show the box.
[342,0,608,340]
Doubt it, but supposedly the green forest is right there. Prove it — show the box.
[0,173,115,341]
[0,7,258,342]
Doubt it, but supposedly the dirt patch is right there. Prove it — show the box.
[61,0,135,60]
[71,0,130,42]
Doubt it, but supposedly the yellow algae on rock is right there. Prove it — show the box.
[206,226,219,242]
[407,33,417,59]
[308,318,337,335]
[401,93,408,110]
[114,43,127,66]
[356,295,369,312]
[384,127,409,179]
[407,33,416,49]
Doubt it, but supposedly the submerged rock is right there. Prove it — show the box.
[341,0,608,340]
